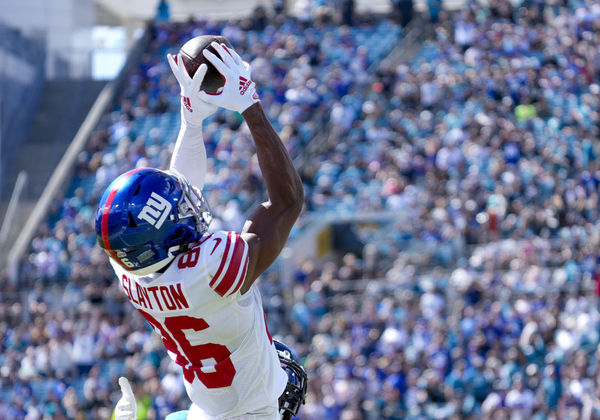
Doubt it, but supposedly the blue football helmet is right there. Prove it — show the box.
[95,168,212,275]
[274,340,308,420]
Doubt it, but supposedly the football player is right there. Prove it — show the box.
[98,41,305,419]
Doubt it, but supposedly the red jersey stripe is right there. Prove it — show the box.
[263,313,273,344]
[227,252,248,296]
[210,232,233,288]
[214,234,247,297]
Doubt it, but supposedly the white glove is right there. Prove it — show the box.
[167,53,217,127]
[199,42,260,114]
[115,377,137,420]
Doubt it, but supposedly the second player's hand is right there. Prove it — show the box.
[199,42,260,114]
[167,53,217,127]
[115,377,137,420]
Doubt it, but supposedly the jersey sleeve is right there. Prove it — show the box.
[205,231,250,298]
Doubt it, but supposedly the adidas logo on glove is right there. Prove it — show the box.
[182,96,193,113]
[239,76,252,95]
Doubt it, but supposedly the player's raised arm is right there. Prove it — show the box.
[167,53,216,190]
[199,42,304,293]
[239,102,304,287]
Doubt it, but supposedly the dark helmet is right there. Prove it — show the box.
[274,340,308,420]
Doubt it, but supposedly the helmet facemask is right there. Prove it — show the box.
[170,170,212,237]
[275,341,308,420]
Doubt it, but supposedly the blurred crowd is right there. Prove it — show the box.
[288,0,600,418]
[1,0,600,418]
[288,237,600,419]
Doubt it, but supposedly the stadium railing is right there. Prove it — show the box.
[0,171,27,245]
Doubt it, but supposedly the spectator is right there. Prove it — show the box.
[155,0,170,22]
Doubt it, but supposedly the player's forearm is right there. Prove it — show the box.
[242,103,303,210]
[169,123,207,190]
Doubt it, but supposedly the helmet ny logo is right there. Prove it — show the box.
[239,76,251,95]
[138,192,172,229]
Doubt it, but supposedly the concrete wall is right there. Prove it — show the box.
[0,0,95,79]
[0,22,45,197]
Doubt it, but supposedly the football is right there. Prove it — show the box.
[179,35,233,94]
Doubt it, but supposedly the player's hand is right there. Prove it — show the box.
[167,52,217,127]
[198,42,260,114]
[115,377,137,420]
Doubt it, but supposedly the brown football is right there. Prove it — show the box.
[179,35,233,94]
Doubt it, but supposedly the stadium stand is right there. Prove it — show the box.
[1,0,600,419]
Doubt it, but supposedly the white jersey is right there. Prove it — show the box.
[109,230,287,419]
